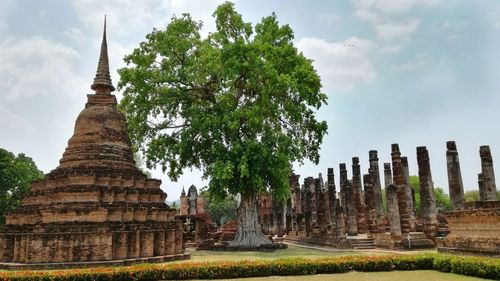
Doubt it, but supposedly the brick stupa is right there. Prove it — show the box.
[0,19,188,267]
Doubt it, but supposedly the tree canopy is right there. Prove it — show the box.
[118,2,327,202]
[0,148,43,225]
[119,2,327,247]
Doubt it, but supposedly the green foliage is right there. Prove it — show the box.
[464,190,500,201]
[433,187,451,211]
[4,254,499,281]
[392,255,435,271]
[0,148,43,225]
[118,2,327,201]
[434,254,500,280]
[464,190,480,202]
[169,201,179,210]
[409,175,421,213]
[200,189,237,226]
[408,176,451,212]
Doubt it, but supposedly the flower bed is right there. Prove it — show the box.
[1,254,499,281]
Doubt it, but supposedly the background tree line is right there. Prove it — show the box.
[0,148,43,225]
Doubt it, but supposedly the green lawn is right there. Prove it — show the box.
[189,245,387,261]
[190,270,488,281]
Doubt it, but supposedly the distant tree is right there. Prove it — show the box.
[407,175,451,212]
[433,187,451,211]
[409,175,421,213]
[118,2,327,247]
[464,190,500,201]
[170,201,179,210]
[0,148,44,225]
[200,189,238,227]
[464,190,480,202]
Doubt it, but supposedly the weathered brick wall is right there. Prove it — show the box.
[439,203,500,255]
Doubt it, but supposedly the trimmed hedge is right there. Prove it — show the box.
[1,254,499,281]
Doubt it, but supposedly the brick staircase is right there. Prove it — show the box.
[400,232,435,249]
[347,235,376,249]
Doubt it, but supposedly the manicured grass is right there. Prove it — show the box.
[189,245,387,261]
[192,270,488,281]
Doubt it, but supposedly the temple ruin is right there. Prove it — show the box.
[0,20,188,268]
[177,185,210,247]
[219,142,500,255]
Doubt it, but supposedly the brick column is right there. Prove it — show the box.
[446,141,465,210]
[386,184,402,238]
[369,150,384,220]
[344,180,358,236]
[339,163,348,214]
[391,144,411,234]
[363,174,378,233]
[401,156,416,231]
[352,157,367,234]
[479,145,497,201]
[416,146,437,241]
[327,168,337,230]
[335,199,346,238]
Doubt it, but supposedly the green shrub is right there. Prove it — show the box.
[1,253,499,281]
[433,255,452,272]
[450,256,500,280]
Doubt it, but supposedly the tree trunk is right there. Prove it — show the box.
[228,193,273,247]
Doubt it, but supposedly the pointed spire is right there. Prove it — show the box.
[181,186,186,197]
[91,15,115,93]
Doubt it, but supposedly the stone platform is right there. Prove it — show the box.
[438,201,500,257]
[0,253,190,270]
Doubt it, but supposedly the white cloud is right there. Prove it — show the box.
[0,104,30,130]
[71,0,225,37]
[351,0,439,53]
[319,14,341,24]
[71,0,169,36]
[352,0,440,16]
[379,43,403,53]
[392,52,432,71]
[0,36,86,101]
[375,17,420,41]
[64,27,84,44]
[297,37,376,93]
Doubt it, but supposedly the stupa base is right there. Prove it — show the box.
[0,253,191,270]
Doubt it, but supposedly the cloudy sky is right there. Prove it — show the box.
[1,0,500,201]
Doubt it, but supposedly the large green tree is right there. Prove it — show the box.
[118,2,327,247]
[0,148,43,225]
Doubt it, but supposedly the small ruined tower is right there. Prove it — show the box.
[368,150,384,220]
[446,141,465,209]
[180,186,188,215]
[416,146,437,241]
[352,157,367,234]
[391,144,411,234]
[479,145,497,201]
